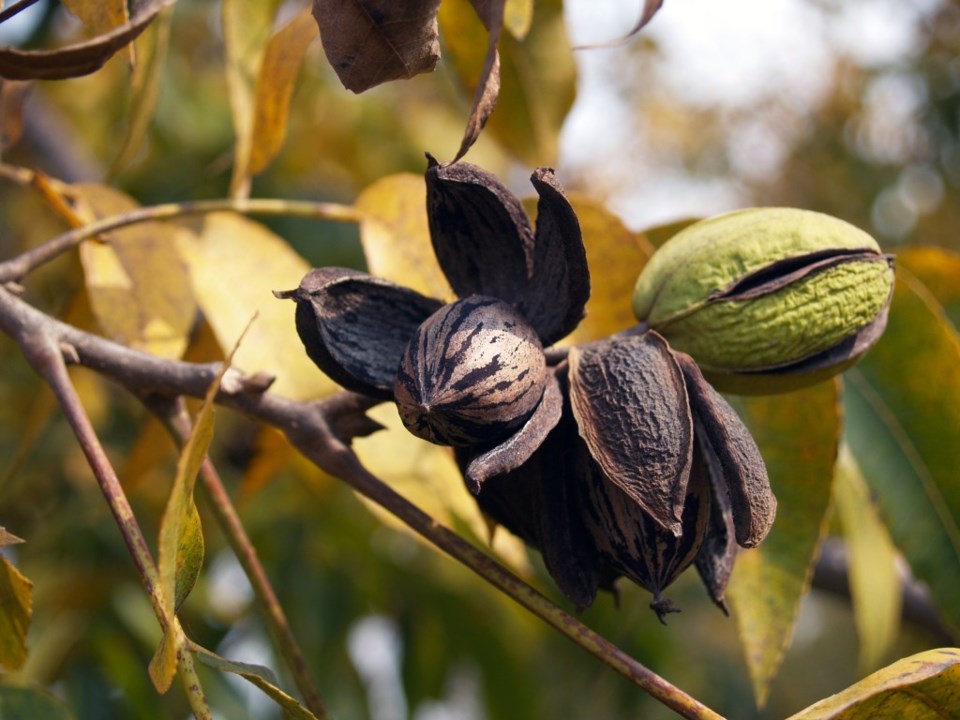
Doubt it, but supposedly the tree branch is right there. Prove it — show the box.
[0,282,725,719]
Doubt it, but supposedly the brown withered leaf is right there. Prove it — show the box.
[279,268,442,399]
[0,0,174,80]
[62,0,133,66]
[452,0,504,162]
[568,333,693,536]
[0,80,31,151]
[573,0,664,50]
[312,0,441,93]
[677,352,776,548]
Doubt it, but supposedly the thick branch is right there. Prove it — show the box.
[0,284,724,720]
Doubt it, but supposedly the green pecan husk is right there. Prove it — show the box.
[632,208,895,394]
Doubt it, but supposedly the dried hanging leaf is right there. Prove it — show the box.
[573,0,664,50]
[568,333,693,535]
[248,9,317,176]
[0,80,31,151]
[452,0,504,162]
[355,172,453,300]
[193,644,318,719]
[312,0,442,93]
[0,556,32,671]
[0,0,174,80]
[0,528,24,547]
[73,184,197,360]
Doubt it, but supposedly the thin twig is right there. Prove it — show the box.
[0,0,42,24]
[0,172,362,283]
[12,325,212,719]
[0,282,725,720]
[156,397,329,719]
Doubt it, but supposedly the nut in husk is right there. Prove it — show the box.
[632,208,895,394]
[394,295,547,446]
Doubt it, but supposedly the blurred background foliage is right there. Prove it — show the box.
[1,0,959,718]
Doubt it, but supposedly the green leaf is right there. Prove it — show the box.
[834,447,901,672]
[727,380,841,707]
[192,644,318,719]
[843,270,960,635]
[0,557,33,671]
[787,648,960,719]
[0,685,74,720]
[355,173,453,301]
[896,246,960,330]
[439,0,575,165]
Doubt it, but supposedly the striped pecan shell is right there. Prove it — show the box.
[394,295,547,446]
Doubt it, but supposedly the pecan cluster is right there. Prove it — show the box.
[279,159,893,621]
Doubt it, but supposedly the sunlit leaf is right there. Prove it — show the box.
[844,270,960,635]
[352,404,531,573]
[0,556,33,671]
[452,0,503,162]
[192,644,318,719]
[787,648,960,719]
[0,0,174,80]
[174,212,338,400]
[61,0,132,66]
[834,446,901,672]
[439,0,574,165]
[355,173,452,301]
[151,330,244,692]
[312,0,441,93]
[223,0,283,196]
[110,6,173,176]
[248,9,317,176]
[503,0,533,39]
[73,184,197,360]
[897,246,960,330]
[0,686,74,719]
[727,380,841,707]
[539,193,649,344]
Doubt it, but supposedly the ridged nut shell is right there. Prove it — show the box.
[394,296,547,446]
[632,208,895,393]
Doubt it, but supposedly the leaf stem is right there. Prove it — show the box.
[0,164,363,283]
[158,398,329,719]
[14,332,212,719]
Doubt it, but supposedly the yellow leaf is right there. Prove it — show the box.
[0,556,32,671]
[248,10,317,176]
[73,184,197,360]
[192,644,318,719]
[174,212,337,400]
[223,0,284,196]
[356,173,453,300]
[788,648,960,719]
[834,446,901,672]
[560,194,650,344]
[503,0,533,38]
[61,0,133,66]
[147,628,177,693]
[352,404,530,573]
